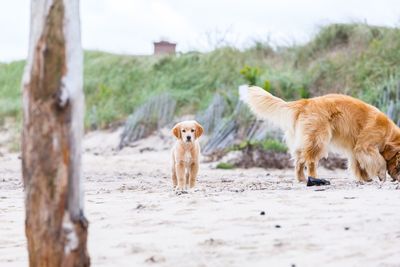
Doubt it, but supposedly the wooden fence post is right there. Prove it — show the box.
[22,0,89,266]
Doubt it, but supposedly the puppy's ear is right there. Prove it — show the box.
[194,122,204,139]
[382,144,398,160]
[172,123,181,139]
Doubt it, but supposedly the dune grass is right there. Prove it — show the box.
[1,23,400,130]
[84,48,251,128]
[0,60,24,124]
[216,162,235,170]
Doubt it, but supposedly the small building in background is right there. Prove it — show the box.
[153,41,176,55]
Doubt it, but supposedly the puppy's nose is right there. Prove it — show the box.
[186,136,191,141]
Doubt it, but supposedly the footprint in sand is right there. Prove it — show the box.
[199,238,225,246]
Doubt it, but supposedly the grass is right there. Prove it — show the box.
[233,139,287,153]
[291,23,400,97]
[84,48,250,128]
[261,139,288,153]
[216,162,235,170]
[1,23,400,130]
[0,61,24,124]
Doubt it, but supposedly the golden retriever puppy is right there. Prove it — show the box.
[171,120,204,191]
[247,86,400,182]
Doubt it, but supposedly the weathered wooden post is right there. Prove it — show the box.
[22,0,90,266]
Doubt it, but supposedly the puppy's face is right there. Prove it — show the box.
[172,121,204,143]
[383,145,400,181]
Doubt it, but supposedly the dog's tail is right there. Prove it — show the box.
[246,86,294,130]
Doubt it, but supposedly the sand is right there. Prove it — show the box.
[1,129,400,267]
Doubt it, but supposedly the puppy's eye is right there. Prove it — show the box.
[191,129,195,132]
[182,129,186,133]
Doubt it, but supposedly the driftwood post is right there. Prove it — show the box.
[22,0,89,266]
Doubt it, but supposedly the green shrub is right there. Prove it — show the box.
[0,61,24,123]
[216,162,235,169]
[261,139,287,153]
[232,138,287,153]
[240,65,261,85]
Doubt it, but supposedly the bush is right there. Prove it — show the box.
[261,139,288,153]
[232,138,287,153]
[240,65,261,85]
[0,61,24,123]
[216,162,235,169]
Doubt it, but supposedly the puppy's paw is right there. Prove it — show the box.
[175,189,188,195]
[186,187,198,193]
[175,190,188,196]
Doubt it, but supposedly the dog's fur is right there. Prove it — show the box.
[171,120,204,190]
[247,86,400,182]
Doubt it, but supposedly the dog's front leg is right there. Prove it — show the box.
[189,162,199,188]
[355,147,386,182]
[175,162,186,191]
[349,156,370,182]
[377,165,387,182]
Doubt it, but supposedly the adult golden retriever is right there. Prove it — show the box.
[171,120,204,191]
[247,86,400,182]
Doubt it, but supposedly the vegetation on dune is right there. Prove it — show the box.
[1,23,400,130]
[84,48,248,128]
[293,24,400,97]
[232,139,288,154]
[0,60,24,123]
[216,162,235,170]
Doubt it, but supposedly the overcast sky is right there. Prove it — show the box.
[1,0,400,62]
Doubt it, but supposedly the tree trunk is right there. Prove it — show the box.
[22,0,89,266]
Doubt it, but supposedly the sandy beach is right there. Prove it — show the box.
[1,130,400,267]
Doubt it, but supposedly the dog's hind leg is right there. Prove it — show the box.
[303,124,331,179]
[291,127,308,182]
[294,150,306,182]
[306,161,318,178]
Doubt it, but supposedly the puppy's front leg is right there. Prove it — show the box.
[171,164,177,188]
[171,151,178,188]
[185,172,190,187]
[189,162,199,188]
[175,162,186,191]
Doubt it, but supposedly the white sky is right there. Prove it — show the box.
[1,0,400,62]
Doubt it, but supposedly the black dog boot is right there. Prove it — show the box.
[307,176,331,186]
